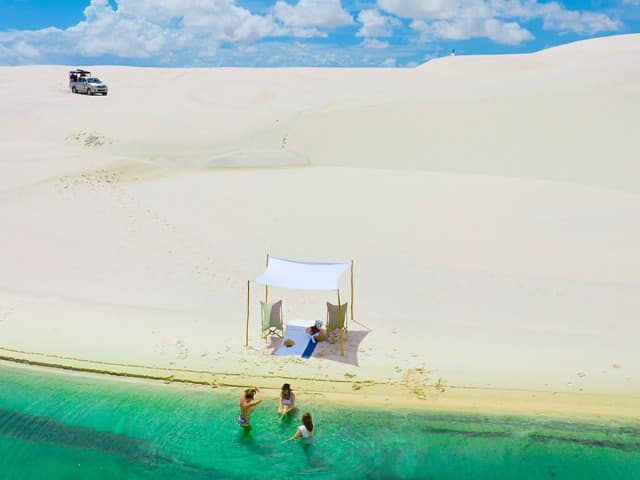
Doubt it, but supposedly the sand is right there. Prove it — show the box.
[0,34,639,420]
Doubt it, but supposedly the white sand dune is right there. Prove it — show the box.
[207,150,309,168]
[0,34,639,417]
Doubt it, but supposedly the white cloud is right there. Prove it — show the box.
[66,1,168,58]
[378,0,621,43]
[114,0,279,42]
[0,0,407,68]
[411,17,533,45]
[0,39,42,64]
[0,0,285,65]
[534,3,621,34]
[218,39,372,66]
[377,0,491,20]
[0,0,626,66]
[117,0,280,43]
[273,0,353,29]
[11,41,41,60]
[484,18,534,44]
[356,9,400,37]
[361,38,390,48]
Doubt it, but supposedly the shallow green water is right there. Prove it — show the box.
[0,365,639,479]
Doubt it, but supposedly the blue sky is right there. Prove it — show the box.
[0,0,638,66]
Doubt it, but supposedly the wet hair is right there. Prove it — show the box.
[302,412,313,432]
[244,388,255,399]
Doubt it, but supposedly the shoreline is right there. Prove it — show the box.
[2,350,639,422]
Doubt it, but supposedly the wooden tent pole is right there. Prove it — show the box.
[337,289,344,357]
[245,280,250,347]
[265,253,270,303]
[350,260,354,324]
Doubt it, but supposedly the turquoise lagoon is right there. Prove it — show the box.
[0,364,639,479]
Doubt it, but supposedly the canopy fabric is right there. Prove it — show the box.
[253,256,350,291]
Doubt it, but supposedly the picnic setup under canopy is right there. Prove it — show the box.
[246,255,354,357]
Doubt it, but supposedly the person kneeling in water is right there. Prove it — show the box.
[283,412,314,443]
[278,383,296,419]
[237,386,262,428]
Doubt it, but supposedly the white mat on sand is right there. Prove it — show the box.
[275,325,312,356]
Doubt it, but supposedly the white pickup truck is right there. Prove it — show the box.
[69,69,108,96]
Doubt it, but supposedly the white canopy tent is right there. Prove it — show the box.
[246,255,354,353]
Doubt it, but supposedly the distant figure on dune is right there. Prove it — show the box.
[283,412,314,443]
[278,383,296,418]
[237,386,262,428]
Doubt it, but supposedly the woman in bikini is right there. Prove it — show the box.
[278,383,296,418]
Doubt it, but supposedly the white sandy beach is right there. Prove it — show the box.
[1,34,639,418]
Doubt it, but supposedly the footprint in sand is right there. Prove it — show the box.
[403,368,430,399]
[576,372,586,378]
[175,340,189,360]
[434,378,447,393]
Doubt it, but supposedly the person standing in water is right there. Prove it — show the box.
[283,412,314,443]
[278,383,296,419]
[237,386,262,428]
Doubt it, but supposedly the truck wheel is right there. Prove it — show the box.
[72,87,77,93]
